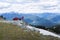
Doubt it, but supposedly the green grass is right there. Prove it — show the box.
[0,22,60,40]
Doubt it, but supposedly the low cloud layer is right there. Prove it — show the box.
[0,0,60,13]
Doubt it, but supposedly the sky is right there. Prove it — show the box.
[0,0,60,13]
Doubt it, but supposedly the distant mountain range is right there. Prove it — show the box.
[32,13,58,19]
[51,15,60,24]
[1,12,60,27]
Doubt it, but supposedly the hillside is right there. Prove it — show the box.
[0,22,60,40]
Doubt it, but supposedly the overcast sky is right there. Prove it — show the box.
[0,0,60,13]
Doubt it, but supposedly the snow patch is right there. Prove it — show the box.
[27,25,60,38]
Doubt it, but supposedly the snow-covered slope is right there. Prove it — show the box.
[26,25,60,38]
[0,20,60,38]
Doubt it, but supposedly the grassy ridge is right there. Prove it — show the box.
[0,22,60,40]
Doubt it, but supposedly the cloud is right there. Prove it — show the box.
[0,2,11,9]
[0,0,40,4]
[0,0,59,13]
